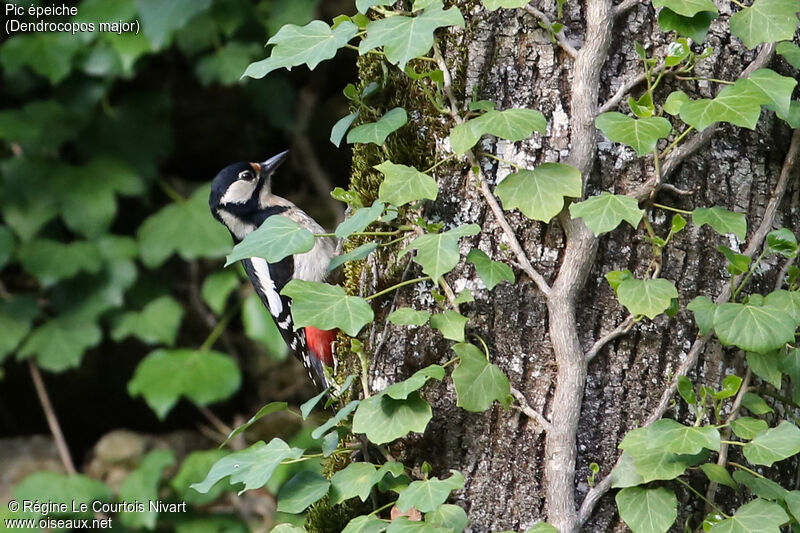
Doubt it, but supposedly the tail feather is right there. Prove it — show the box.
[302,327,338,389]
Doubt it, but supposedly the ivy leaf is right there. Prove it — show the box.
[733,471,788,501]
[611,452,646,488]
[271,525,309,533]
[138,185,231,268]
[616,278,678,319]
[111,295,185,346]
[619,427,706,482]
[687,296,716,334]
[430,311,469,342]
[466,249,515,290]
[679,80,768,131]
[0,296,39,363]
[569,193,644,236]
[222,402,288,447]
[700,464,738,490]
[18,318,102,372]
[119,449,175,529]
[328,242,378,272]
[191,438,304,494]
[742,392,774,415]
[482,0,529,10]
[766,227,798,257]
[0,225,13,269]
[387,517,447,533]
[744,68,797,117]
[647,419,720,454]
[786,492,800,522]
[595,112,672,155]
[331,112,359,147]
[17,239,103,287]
[242,292,288,360]
[281,280,374,336]
[746,351,784,389]
[359,3,465,69]
[731,417,769,440]
[743,421,800,467]
[525,525,558,533]
[450,108,546,154]
[243,20,358,78]
[777,41,800,69]
[708,498,789,533]
[0,33,82,84]
[376,161,439,207]
[658,10,716,43]
[12,472,112,518]
[226,216,315,266]
[663,91,690,115]
[426,504,468,533]
[729,0,800,49]
[136,0,212,49]
[494,163,582,223]
[171,450,233,504]
[388,308,432,326]
[396,471,465,513]
[128,349,241,419]
[352,392,433,444]
[347,108,408,145]
[384,365,445,400]
[616,486,677,533]
[712,302,796,353]
[311,399,360,439]
[201,270,241,315]
[717,245,751,275]
[451,343,511,412]
[402,224,481,281]
[277,471,330,513]
[652,0,717,17]
[692,207,747,240]
[336,202,385,239]
[343,515,389,533]
[330,462,380,504]
[713,374,744,400]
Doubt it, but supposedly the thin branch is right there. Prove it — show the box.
[510,386,553,432]
[198,405,233,438]
[585,315,636,363]
[523,5,578,59]
[598,67,662,115]
[29,360,76,475]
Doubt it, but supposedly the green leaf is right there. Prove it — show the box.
[128,349,241,419]
[746,351,784,389]
[430,311,469,342]
[777,41,800,69]
[352,391,433,444]
[731,417,769,440]
[119,449,175,529]
[18,318,102,372]
[494,163,582,223]
[692,207,747,240]
[336,202,385,239]
[652,0,717,17]
[301,389,329,419]
[466,249,515,290]
[111,295,185,346]
[679,80,768,131]
[717,245,751,275]
[138,185,231,268]
[136,0,212,49]
[688,295,716,335]
[426,504,468,533]
[677,376,697,405]
[330,462,380,504]
[396,471,465,513]
[569,192,644,236]
[619,427,706,482]
[242,292,288,360]
[766,227,798,257]
[595,112,672,155]
[387,518,446,533]
[730,0,800,49]
[451,343,511,412]
[311,399,360,439]
[713,374,744,400]
[708,498,789,533]
[388,308,432,326]
[332,112,359,147]
[743,421,800,467]
[18,239,103,287]
[376,161,439,206]
[195,42,261,86]
[223,402,289,447]
[281,280,374,336]
[450,108,546,154]
[610,451,645,488]
[0,296,38,363]
[384,365,445,400]
[191,438,304,494]
[202,270,241,314]
[525,525,558,533]
[347,108,408,145]
[663,91,690,115]
[244,20,358,78]
[744,68,797,117]
[657,9,718,41]
[732,470,788,501]
[343,515,389,533]
[328,243,378,272]
[0,225,13,270]
[359,3,465,69]
[712,302,796,353]
[171,450,233,504]
[226,216,315,266]
[647,419,720,454]
[13,472,111,518]
[616,486,677,533]
[271,524,308,533]
[700,463,738,489]
[0,33,82,84]
[482,0,529,10]
[786,491,800,522]
[616,278,679,319]
[765,290,800,325]
[742,392,774,415]
[402,224,480,281]
[606,270,633,292]
[277,471,330,513]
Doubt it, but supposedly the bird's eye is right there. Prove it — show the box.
[238,170,254,180]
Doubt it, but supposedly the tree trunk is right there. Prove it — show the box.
[348,1,797,531]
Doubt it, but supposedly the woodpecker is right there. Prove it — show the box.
[209,151,338,389]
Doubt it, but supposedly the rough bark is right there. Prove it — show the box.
[354,1,798,531]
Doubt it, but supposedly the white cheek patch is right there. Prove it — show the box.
[250,257,283,315]
[221,179,257,205]
[216,210,256,240]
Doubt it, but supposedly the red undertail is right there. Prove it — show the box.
[304,327,337,367]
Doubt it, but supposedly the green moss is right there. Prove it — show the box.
[304,494,372,533]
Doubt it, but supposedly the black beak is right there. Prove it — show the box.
[258,150,289,178]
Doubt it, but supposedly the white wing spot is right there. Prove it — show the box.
[251,257,283,315]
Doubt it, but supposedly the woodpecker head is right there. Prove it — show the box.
[209,150,289,239]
